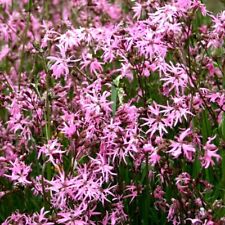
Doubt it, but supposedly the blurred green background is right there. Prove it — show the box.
[204,0,225,13]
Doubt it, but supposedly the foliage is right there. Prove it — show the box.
[0,0,225,224]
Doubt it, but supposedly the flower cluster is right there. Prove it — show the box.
[0,0,225,224]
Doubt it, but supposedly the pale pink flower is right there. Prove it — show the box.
[47,45,79,78]
[150,4,178,26]
[118,62,134,80]
[0,45,10,60]
[5,159,31,186]
[168,128,195,161]
[186,218,202,224]
[143,143,161,165]
[38,139,65,166]
[201,136,221,168]
[203,220,215,225]
[132,2,142,20]
[161,63,192,95]
[161,96,193,126]
[56,29,84,50]
[30,208,54,225]
[90,154,116,182]
[142,102,170,138]
[208,11,225,48]
[0,0,12,9]
[60,112,78,138]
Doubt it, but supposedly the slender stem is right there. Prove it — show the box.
[72,66,93,82]
[18,0,32,91]
[37,52,52,141]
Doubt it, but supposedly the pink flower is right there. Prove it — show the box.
[106,4,121,20]
[143,143,161,165]
[90,154,116,182]
[56,29,83,50]
[57,207,87,225]
[201,136,221,168]
[153,185,165,199]
[38,139,65,166]
[124,184,143,203]
[79,87,112,123]
[161,63,192,95]
[168,128,195,161]
[90,59,103,75]
[109,135,138,164]
[149,150,161,165]
[30,208,54,225]
[175,172,191,194]
[0,45,10,60]
[81,53,103,75]
[46,171,76,209]
[186,218,202,224]
[47,45,79,78]
[2,212,30,225]
[118,62,134,80]
[132,3,142,20]
[167,198,180,224]
[0,0,12,9]
[161,96,193,126]
[5,159,31,186]
[142,102,170,138]
[208,11,225,48]
[60,112,78,138]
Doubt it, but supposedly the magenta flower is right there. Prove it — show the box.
[153,185,165,200]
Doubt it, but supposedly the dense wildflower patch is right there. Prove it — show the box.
[0,0,225,224]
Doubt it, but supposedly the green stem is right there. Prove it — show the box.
[18,0,32,90]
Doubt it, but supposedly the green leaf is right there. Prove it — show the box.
[192,157,201,178]
[200,110,212,143]
[219,113,225,141]
[111,84,117,117]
